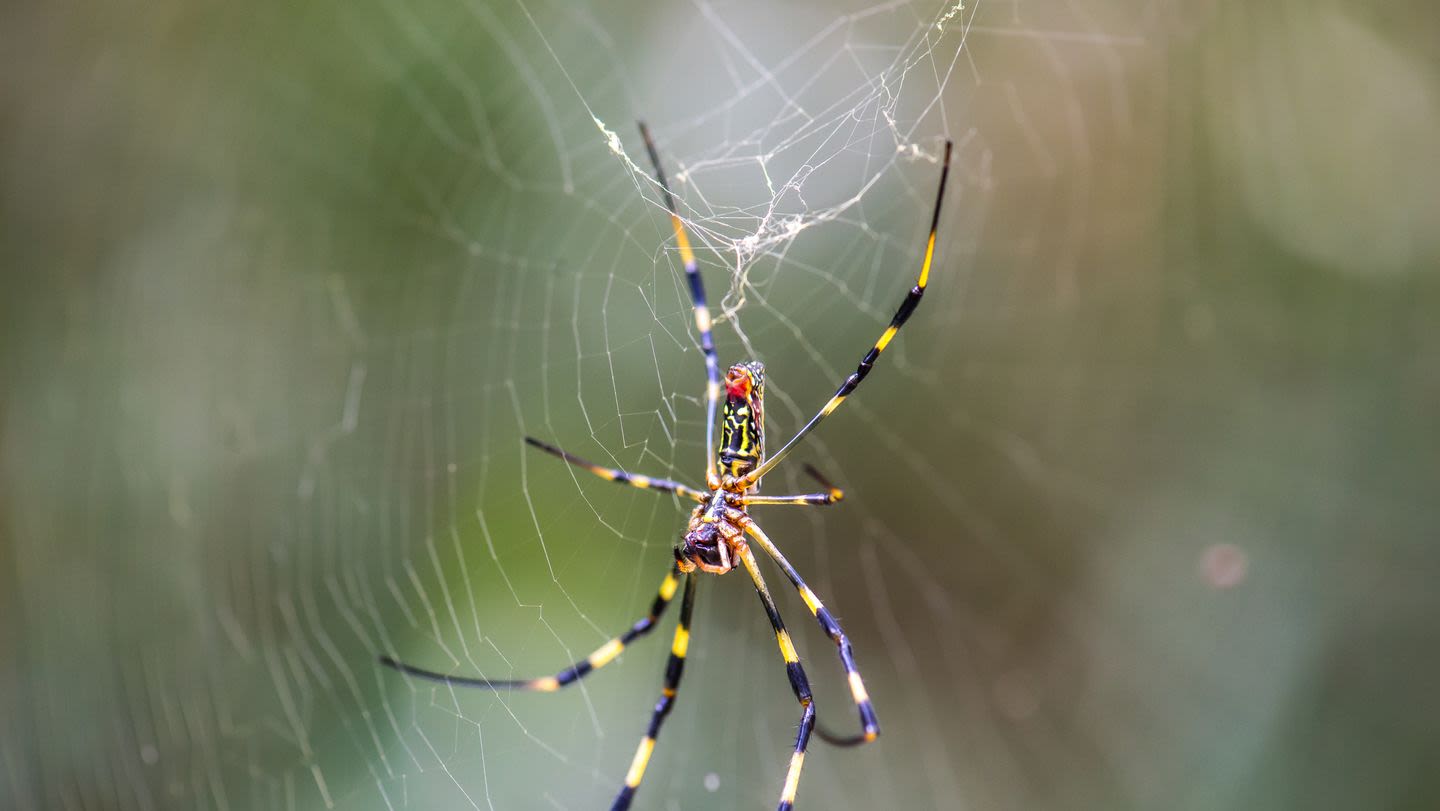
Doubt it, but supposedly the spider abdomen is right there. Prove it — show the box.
[719,362,766,483]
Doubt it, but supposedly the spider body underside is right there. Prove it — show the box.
[380,123,953,811]
[680,362,765,574]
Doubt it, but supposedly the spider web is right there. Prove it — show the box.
[6,0,1440,810]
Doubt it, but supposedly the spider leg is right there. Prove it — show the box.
[745,522,880,746]
[742,141,953,486]
[379,564,684,691]
[738,546,818,811]
[611,571,698,810]
[742,493,840,506]
[743,464,845,506]
[639,122,723,488]
[525,436,706,502]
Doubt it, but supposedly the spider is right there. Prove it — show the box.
[381,123,952,811]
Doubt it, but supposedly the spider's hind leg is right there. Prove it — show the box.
[738,544,819,811]
[380,564,685,692]
[745,522,880,745]
[611,571,699,810]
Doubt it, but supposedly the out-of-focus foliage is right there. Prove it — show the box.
[3,1,1438,809]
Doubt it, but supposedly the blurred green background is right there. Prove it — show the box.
[4,1,1440,809]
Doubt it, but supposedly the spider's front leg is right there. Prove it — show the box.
[742,464,845,507]
[638,121,723,489]
[740,140,953,486]
[525,436,706,502]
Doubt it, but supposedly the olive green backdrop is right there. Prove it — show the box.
[4,1,1439,809]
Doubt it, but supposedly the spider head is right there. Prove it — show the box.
[676,518,738,575]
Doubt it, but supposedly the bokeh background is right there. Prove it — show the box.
[4,1,1440,809]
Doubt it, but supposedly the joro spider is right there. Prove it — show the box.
[381,123,952,810]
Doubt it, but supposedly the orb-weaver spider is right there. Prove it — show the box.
[381,123,952,810]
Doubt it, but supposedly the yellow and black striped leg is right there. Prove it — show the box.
[525,437,706,502]
[743,464,846,507]
[612,571,698,811]
[745,523,880,746]
[639,122,723,488]
[738,546,818,811]
[380,565,684,692]
[741,141,954,486]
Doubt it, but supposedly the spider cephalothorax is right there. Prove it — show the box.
[677,487,750,575]
[381,122,952,811]
[676,502,743,574]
